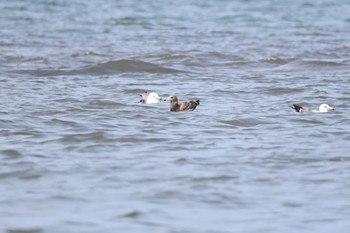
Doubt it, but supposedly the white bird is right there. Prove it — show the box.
[139,92,162,104]
[291,103,335,113]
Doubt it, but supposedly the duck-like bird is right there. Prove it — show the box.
[139,92,162,104]
[166,95,200,112]
[291,103,335,113]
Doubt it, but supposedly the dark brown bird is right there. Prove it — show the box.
[166,95,200,112]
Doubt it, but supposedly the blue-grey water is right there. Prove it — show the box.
[1,0,350,232]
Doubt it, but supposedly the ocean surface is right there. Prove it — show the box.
[1,0,350,232]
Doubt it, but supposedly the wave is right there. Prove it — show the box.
[260,56,288,64]
[264,87,304,95]
[12,59,184,76]
[81,59,183,74]
[275,59,346,71]
[220,118,268,127]
[304,60,344,67]
[0,149,22,157]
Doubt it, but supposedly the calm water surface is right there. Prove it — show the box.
[1,0,350,232]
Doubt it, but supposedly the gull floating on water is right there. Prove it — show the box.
[291,103,335,113]
[166,95,200,112]
[139,91,162,104]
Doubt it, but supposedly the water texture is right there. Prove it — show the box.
[1,0,350,232]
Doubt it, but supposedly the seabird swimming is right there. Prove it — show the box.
[166,95,200,112]
[139,91,162,104]
[291,103,335,113]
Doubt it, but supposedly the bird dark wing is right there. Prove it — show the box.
[179,100,200,111]
[139,92,149,103]
[291,104,303,112]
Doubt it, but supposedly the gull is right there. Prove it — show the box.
[291,103,335,113]
[166,95,200,112]
[139,91,161,104]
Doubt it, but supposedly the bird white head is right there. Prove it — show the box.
[319,104,335,112]
[146,92,161,103]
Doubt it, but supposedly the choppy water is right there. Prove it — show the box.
[1,0,350,232]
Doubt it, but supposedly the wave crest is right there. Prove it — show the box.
[12,59,184,76]
[83,59,183,74]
